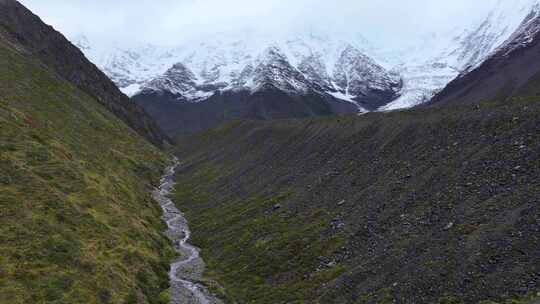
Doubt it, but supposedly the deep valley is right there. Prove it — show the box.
[1,0,539,303]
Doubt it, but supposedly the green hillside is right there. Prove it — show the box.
[172,94,539,303]
[0,37,174,303]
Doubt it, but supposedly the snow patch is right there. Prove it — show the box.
[327,90,357,104]
[121,83,142,97]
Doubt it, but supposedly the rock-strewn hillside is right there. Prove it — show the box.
[171,82,540,303]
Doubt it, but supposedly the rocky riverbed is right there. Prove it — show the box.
[153,159,223,304]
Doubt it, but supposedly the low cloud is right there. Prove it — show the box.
[20,0,500,48]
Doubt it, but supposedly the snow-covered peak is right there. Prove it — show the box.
[380,0,540,110]
[249,46,312,94]
[87,32,397,110]
[70,0,540,110]
[69,30,380,95]
[70,35,185,89]
[128,36,400,111]
[495,2,540,56]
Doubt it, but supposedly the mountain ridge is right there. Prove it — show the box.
[0,2,174,302]
[0,0,168,146]
[1,1,539,303]
[430,3,540,105]
[382,0,540,109]
[131,34,403,112]
[70,0,540,113]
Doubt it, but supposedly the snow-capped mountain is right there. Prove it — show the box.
[71,35,183,96]
[431,2,540,106]
[73,32,402,111]
[380,0,540,110]
[72,0,539,112]
[124,33,399,136]
[69,0,540,125]
[496,2,540,56]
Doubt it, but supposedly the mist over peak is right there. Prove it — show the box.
[19,0,518,49]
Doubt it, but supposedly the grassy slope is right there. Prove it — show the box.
[0,39,174,303]
[173,90,539,302]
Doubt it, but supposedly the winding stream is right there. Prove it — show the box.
[153,159,222,304]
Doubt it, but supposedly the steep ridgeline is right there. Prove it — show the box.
[0,0,167,146]
[0,1,176,303]
[130,38,401,136]
[430,4,540,105]
[381,0,540,109]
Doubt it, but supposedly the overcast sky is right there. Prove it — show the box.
[19,0,500,47]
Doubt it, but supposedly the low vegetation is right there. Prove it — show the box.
[174,171,345,302]
[173,92,539,303]
[0,39,174,303]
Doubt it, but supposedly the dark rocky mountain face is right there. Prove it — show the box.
[0,0,167,146]
[332,45,403,109]
[430,6,540,106]
[134,86,358,137]
[133,44,400,137]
